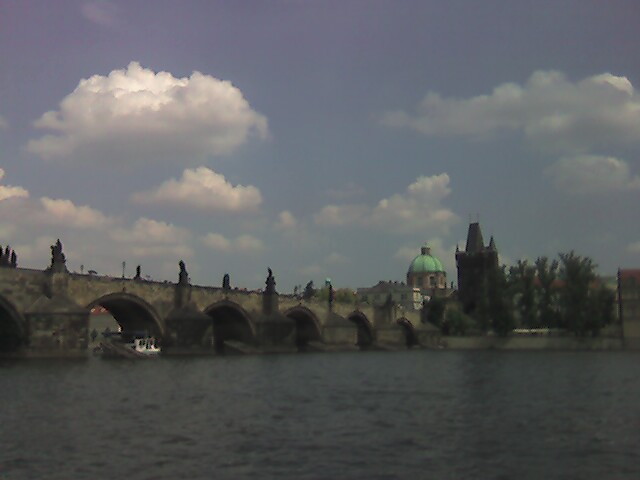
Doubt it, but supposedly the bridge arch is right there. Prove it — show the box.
[204,300,256,353]
[283,306,322,349]
[86,292,164,338]
[397,317,419,347]
[347,310,374,348]
[0,294,27,353]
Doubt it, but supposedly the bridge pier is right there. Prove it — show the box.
[23,270,90,358]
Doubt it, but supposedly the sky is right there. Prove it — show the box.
[1,0,640,291]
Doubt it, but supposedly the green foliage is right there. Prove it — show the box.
[315,286,356,304]
[473,278,491,332]
[460,250,613,338]
[588,285,615,335]
[487,265,515,336]
[558,251,597,336]
[442,307,473,336]
[508,260,537,328]
[424,297,446,328]
[534,256,560,327]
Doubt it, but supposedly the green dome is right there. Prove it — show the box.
[408,246,444,274]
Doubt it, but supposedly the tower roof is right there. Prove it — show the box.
[465,222,485,253]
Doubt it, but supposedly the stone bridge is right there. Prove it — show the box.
[0,261,439,358]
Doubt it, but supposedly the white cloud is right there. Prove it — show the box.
[325,252,349,265]
[81,1,119,27]
[394,245,421,263]
[0,191,194,277]
[315,173,457,234]
[314,204,369,227]
[275,210,297,229]
[627,242,640,254]
[110,217,191,245]
[202,233,230,251]
[131,166,262,212]
[369,174,456,231]
[40,197,113,228]
[235,234,264,252]
[27,62,268,164]
[202,232,264,253]
[382,71,640,153]
[544,155,640,194]
[0,168,29,201]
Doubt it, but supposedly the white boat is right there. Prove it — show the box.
[127,336,161,355]
[99,332,160,358]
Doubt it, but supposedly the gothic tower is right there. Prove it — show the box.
[455,222,498,314]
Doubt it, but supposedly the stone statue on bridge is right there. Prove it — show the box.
[134,265,142,280]
[49,239,67,272]
[265,267,276,294]
[178,260,189,285]
[222,273,231,290]
[0,245,15,268]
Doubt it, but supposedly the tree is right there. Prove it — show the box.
[487,265,515,336]
[558,251,596,336]
[509,259,537,328]
[586,284,615,336]
[442,308,473,336]
[424,296,446,328]
[535,256,560,327]
[316,286,356,304]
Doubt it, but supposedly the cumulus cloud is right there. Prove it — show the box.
[314,204,370,227]
[544,155,640,194]
[0,169,29,201]
[39,197,113,228]
[27,62,268,164]
[110,217,191,245]
[315,173,457,234]
[325,252,349,265]
[627,242,640,254]
[275,210,297,229]
[0,186,194,277]
[81,1,119,27]
[131,166,262,212]
[202,232,264,253]
[382,71,640,153]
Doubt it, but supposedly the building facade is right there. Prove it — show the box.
[357,281,423,311]
[618,269,640,348]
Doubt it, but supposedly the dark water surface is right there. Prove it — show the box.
[1,350,639,479]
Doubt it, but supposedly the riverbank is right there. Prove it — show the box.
[437,335,626,350]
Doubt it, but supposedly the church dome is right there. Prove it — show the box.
[408,246,444,274]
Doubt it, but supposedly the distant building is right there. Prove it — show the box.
[618,269,640,347]
[357,244,450,310]
[406,245,448,296]
[455,222,498,314]
[357,281,423,311]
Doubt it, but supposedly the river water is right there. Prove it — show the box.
[1,350,639,479]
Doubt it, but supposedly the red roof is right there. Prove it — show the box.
[619,269,640,283]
